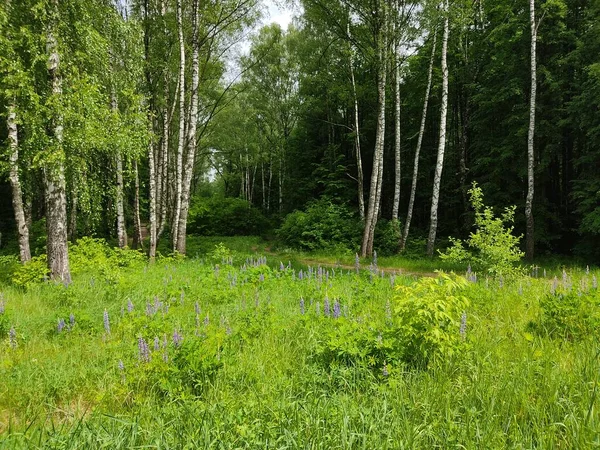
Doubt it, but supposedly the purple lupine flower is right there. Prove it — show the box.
[204,314,210,326]
[195,302,200,315]
[0,300,4,314]
[593,275,597,289]
[355,253,360,274]
[562,269,568,285]
[57,318,66,333]
[138,337,150,362]
[163,352,169,363]
[118,360,124,371]
[300,297,305,315]
[299,270,303,280]
[382,363,389,377]
[543,269,547,278]
[467,264,472,277]
[259,273,264,282]
[460,312,467,340]
[173,330,183,347]
[333,300,341,319]
[154,336,160,351]
[324,297,330,317]
[69,313,75,328]
[226,324,232,336]
[390,275,396,286]
[9,326,16,348]
[103,310,110,334]
[373,250,378,269]
[127,299,134,313]
[280,261,285,271]
[586,265,590,275]
[552,276,559,294]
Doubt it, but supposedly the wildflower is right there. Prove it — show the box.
[69,313,75,328]
[154,336,160,351]
[333,300,341,319]
[316,302,321,316]
[593,275,597,290]
[0,300,4,314]
[280,261,285,271]
[138,337,150,362]
[103,310,110,334]
[173,330,183,347]
[299,270,303,280]
[586,265,590,275]
[373,250,378,269]
[9,326,17,348]
[324,296,330,317]
[204,314,210,326]
[259,273,264,282]
[300,297,305,315]
[355,253,360,274]
[195,302,200,315]
[118,360,124,371]
[57,318,66,333]
[543,269,547,278]
[460,312,467,340]
[382,363,389,377]
[127,299,134,313]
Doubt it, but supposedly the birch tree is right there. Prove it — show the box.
[45,0,71,282]
[525,0,537,260]
[400,31,436,252]
[426,0,449,257]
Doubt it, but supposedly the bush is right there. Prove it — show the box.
[277,197,361,252]
[317,273,470,371]
[440,182,524,277]
[188,197,270,237]
[374,219,402,256]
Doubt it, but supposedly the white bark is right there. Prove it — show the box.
[113,91,127,248]
[361,1,388,257]
[426,1,449,257]
[392,10,401,221]
[172,0,185,251]
[400,31,436,252]
[526,0,536,259]
[176,0,200,255]
[45,0,71,282]
[7,105,31,263]
[347,21,365,221]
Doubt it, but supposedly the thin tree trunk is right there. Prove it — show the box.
[361,2,388,257]
[426,2,449,257]
[400,31,436,252]
[172,0,185,251]
[7,105,31,263]
[114,91,128,248]
[526,0,537,260]
[45,0,71,282]
[348,20,365,221]
[148,130,157,259]
[392,10,401,221]
[132,159,144,250]
[261,162,266,210]
[176,0,200,255]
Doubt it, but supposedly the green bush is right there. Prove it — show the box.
[188,197,270,237]
[317,273,470,371]
[277,197,361,252]
[374,219,402,256]
[440,182,524,277]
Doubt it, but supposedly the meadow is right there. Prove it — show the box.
[0,237,599,449]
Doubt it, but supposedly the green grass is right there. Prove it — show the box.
[0,237,598,448]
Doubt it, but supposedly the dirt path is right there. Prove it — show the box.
[291,258,438,278]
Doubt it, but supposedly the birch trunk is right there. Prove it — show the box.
[525,0,537,260]
[148,129,157,259]
[392,13,401,221]
[400,31,436,252]
[176,0,200,255]
[132,159,144,250]
[7,105,31,263]
[45,0,71,282]
[114,92,128,248]
[347,21,365,221]
[426,2,449,257]
[361,2,388,257]
[172,0,185,251]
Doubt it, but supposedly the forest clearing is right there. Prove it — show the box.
[2,0,600,447]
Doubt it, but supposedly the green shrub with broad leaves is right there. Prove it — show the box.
[317,273,470,371]
[440,182,524,277]
[277,197,361,252]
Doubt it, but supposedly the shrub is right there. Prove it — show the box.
[277,197,361,252]
[440,182,524,277]
[188,197,269,237]
[374,219,402,256]
[317,273,470,371]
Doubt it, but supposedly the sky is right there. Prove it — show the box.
[264,0,294,30]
